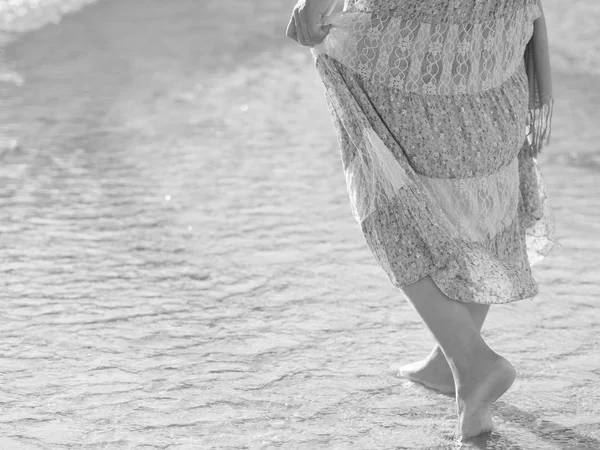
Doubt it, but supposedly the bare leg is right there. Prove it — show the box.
[399,276,516,440]
[394,301,490,394]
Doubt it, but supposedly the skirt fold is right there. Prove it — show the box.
[316,54,559,304]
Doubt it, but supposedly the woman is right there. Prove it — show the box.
[286,0,557,441]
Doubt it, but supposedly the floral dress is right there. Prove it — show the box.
[312,0,558,304]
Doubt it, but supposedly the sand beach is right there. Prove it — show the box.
[0,0,599,448]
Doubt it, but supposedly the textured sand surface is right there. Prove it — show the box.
[0,0,599,448]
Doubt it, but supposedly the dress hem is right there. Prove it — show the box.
[393,236,561,305]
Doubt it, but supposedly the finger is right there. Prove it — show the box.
[286,15,298,42]
[306,9,328,43]
[312,24,331,44]
[294,8,310,46]
[306,24,330,45]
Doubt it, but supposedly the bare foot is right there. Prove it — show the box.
[457,352,516,441]
[391,346,455,395]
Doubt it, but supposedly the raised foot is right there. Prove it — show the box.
[390,350,456,395]
[458,354,516,441]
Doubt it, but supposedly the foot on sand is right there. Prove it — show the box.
[457,353,516,440]
[391,347,456,395]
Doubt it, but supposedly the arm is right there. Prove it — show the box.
[286,0,343,46]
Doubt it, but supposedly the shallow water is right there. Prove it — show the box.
[0,0,599,448]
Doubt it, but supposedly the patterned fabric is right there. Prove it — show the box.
[312,0,559,304]
[320,0,540,94]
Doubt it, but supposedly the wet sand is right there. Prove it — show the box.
[0,0,599,448]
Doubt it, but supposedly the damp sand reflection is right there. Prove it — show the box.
[0,0,599,448]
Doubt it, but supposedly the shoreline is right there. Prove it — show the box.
[1,21,599,171]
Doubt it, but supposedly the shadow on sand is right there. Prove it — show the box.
[459,400,600,449]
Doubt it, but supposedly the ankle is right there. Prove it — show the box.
[451,346,497,380]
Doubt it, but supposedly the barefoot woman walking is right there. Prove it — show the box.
[287,0,558,440]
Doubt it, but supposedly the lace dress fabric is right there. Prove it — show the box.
[312,0,558,304]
